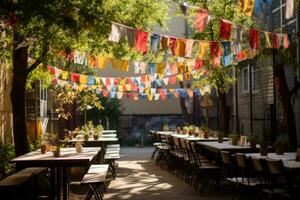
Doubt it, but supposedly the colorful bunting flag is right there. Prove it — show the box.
[239,0,255,16]
[108,23,126,42]
[134,30,148,54]
[219,20,232,40]
[193,9,211,32]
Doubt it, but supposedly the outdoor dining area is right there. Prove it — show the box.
[150,126,300,200]
[0,126,120,200]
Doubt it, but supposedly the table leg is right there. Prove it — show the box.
[62,167,69,200]
[57,167,61,200]
[50,167,57,200]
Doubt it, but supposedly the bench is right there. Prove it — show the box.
[0,167,47,199]
[71,164,111,200]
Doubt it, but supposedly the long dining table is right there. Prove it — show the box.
[155,131,229,142]
[11,147,101,200]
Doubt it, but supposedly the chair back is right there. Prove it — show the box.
[236,153,246,168]
[266,159,284,175]
[220,151,231,165]
[251,157,263,172]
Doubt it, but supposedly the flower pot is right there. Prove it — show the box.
[231,138,238,146]
[218,136,223,143]
[53,147,61,157]
[93,135,99,140]
[260,147,268,156]
[250,141,256,149]
[84,135,89,141]
[275,147,284,155]
[41,144,47,154]
[203,132,209,139]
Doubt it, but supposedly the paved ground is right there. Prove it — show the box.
[70,147,233,200]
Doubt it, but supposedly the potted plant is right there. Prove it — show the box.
[248,135,258,149]
[273,140,288,155]
[259,134,269,156]
[93,124,103,140]
[183,126,189,135]
[229,133,239,146]
[163,123,169,131]
[201,126,210,139]
[217,132,224,143]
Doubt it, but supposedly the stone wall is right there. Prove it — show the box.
[0,60,13,144]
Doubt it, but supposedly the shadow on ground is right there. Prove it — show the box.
[70,147,233,200]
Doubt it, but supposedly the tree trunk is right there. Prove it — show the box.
[10,45,29,157]
[179,81,192,124]
[274,63,297,150]
[218,91,230,134]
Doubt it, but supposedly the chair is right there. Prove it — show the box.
[235,153,263,199]
[263,159,297,199]
[71,164,111,200]
[190,142,220,194]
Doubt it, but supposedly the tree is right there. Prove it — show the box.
[0,0,169,156]
[175,0,254,133]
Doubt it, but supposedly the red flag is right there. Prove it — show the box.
[219,20,232,40]
[195,59,203,70]
[249,29,260,50]
[169,37,177,55]
[134,30,148,54]
[237,51,244,62]
[193,9,210,32]
[210,42,222,58]
[273,33,279,49]
[47,65,55,75]
[70,73,80,83]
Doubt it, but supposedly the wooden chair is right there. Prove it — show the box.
[190,142,220,194]
[71,164,112,200]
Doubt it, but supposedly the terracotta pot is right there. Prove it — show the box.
[203,132,209,139]
[93,135,99,140]
[41,144,47,154]
[260,147,268,156]
[84,135,89,141]
[250,141,256,149]
[275,147,284,155]
[218,136,223,143]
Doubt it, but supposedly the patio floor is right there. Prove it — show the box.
[70,147,233,200]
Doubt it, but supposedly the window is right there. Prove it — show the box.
[241,65,258,93]
[242,67,249,93]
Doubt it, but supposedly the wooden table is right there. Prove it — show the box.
[11,147,101,200]
[245,152,296,161]
[197,141,259,154]
[102,130,117,134]
[155,131,229,142]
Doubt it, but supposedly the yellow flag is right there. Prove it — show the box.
[147,93,154,101]
[177,74,183,82]
[198,42,209,59]
[125,84,132,91]
[79,75,88,84]
[118,85,124,92]
[145,88,150,94]
[239,0,254,16]
[117,60,129,72]
[264,32,272,48]
[94,77,101,85]
[156,63,165,76]
[97,56,107,69]
[60,71,69,80]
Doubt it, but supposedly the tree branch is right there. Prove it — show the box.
[26,40,49,74]
[26,26,50,74]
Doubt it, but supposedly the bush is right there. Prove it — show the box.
[0,144,15,179]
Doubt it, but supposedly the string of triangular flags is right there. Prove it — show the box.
[53,78,211,101]
[47,63,207,91]
[70,51,213,75]
[108,20,289,64]
[238,0,294,18]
